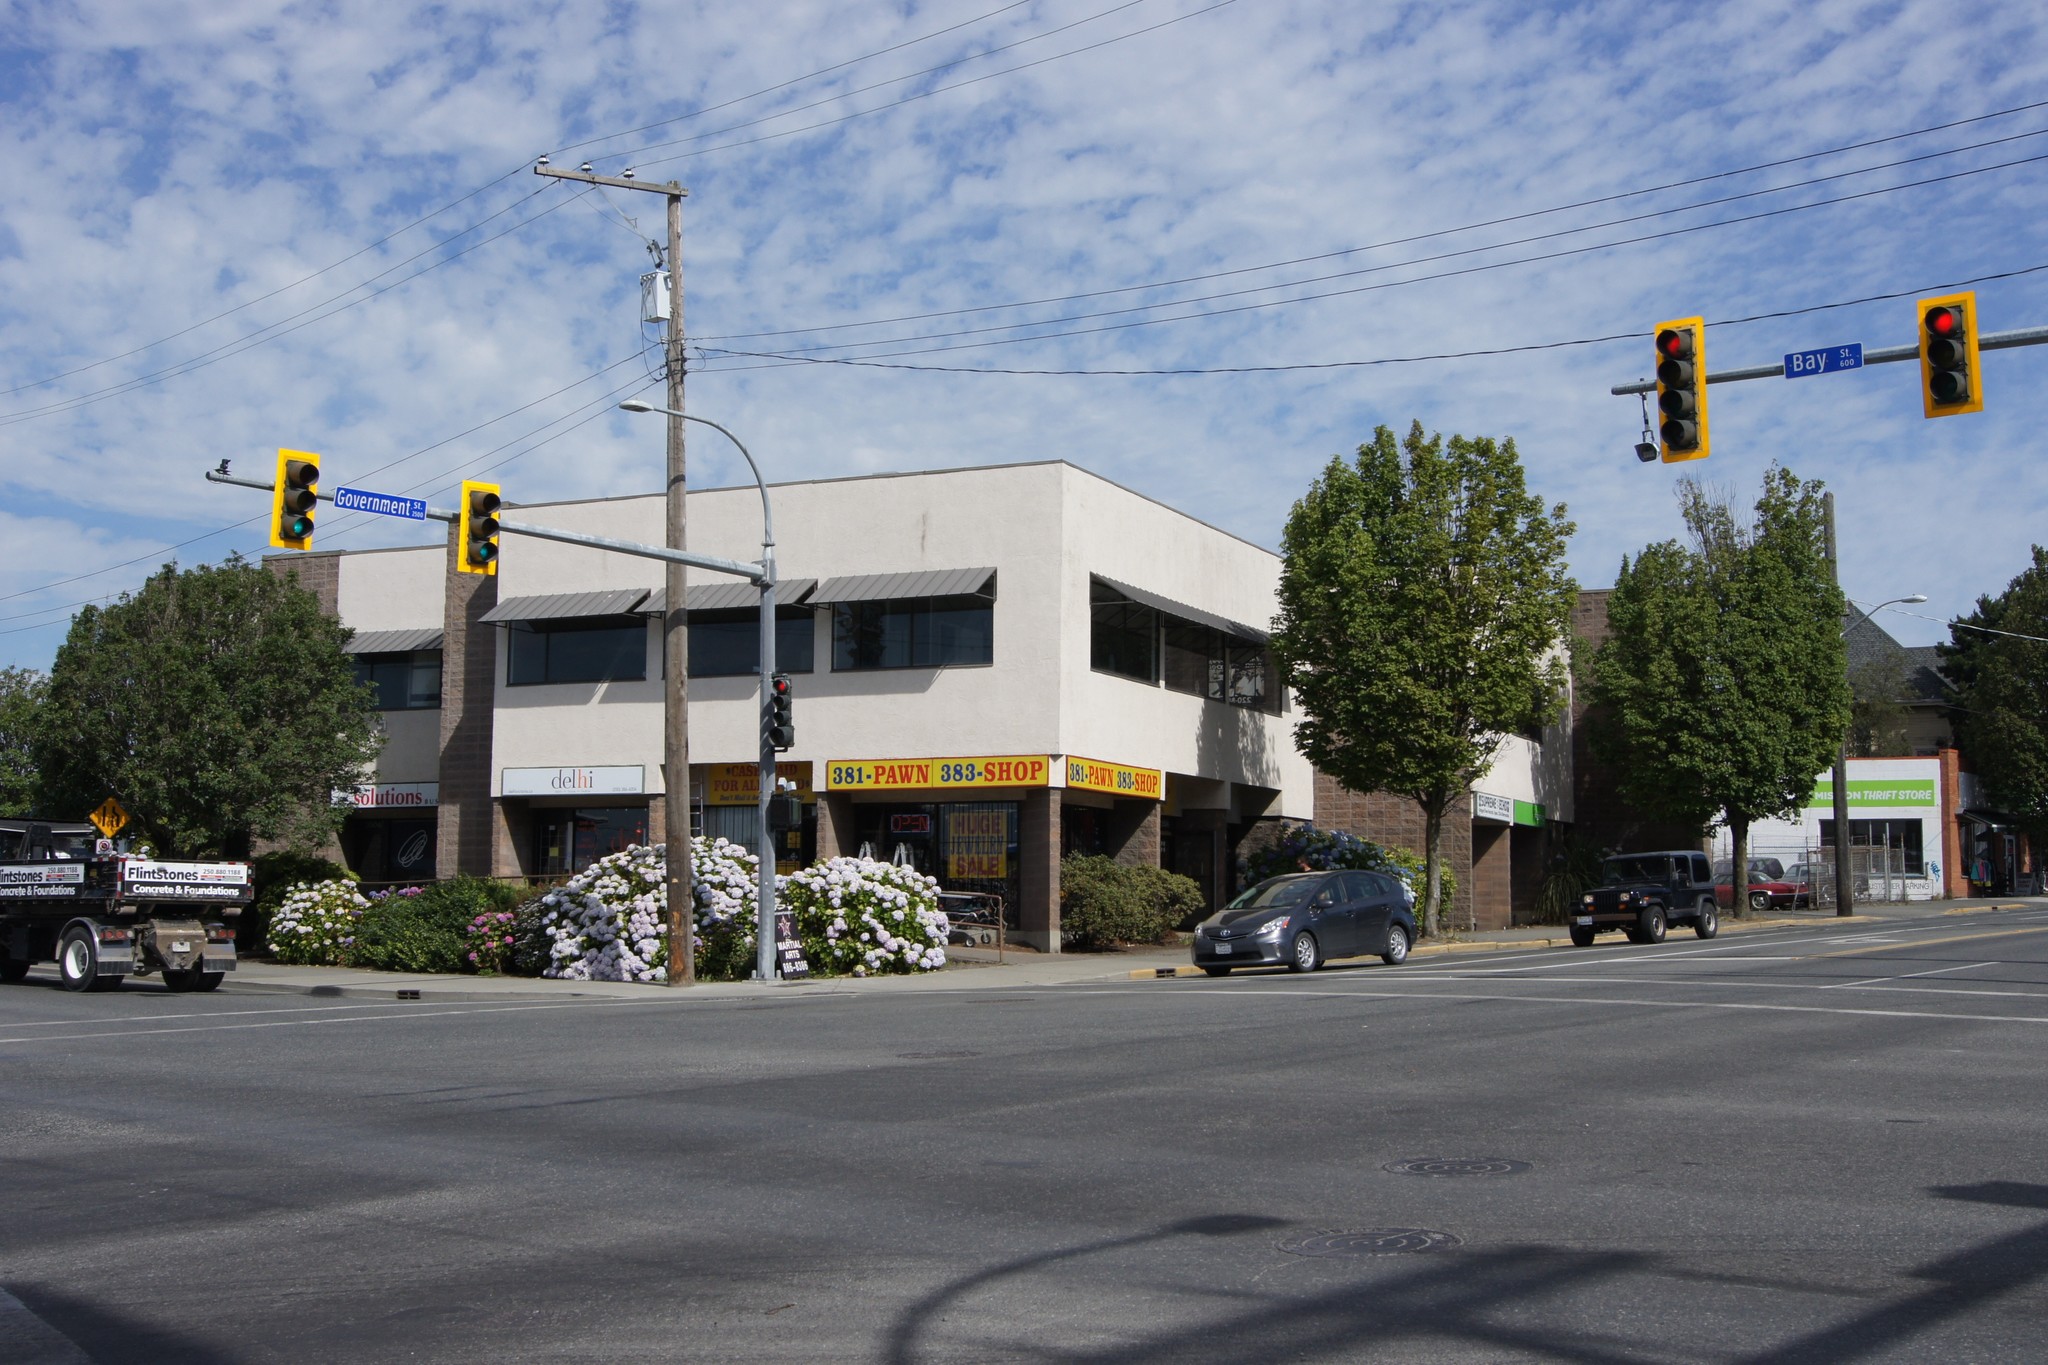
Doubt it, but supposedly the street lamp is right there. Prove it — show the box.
[621,398,782,984]
[1830,592,1929,916]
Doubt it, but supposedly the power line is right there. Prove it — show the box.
[696,148,2048,372]
[696,97,2048,344]
[3,1,1063,403]
[696,259,2048,376]
[604,0,1162,164]
[626,0,1243,171]
[0,188,590,427]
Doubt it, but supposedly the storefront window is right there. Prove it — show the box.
[341,815,438,883]
[687,608,815,676]
[508,617,647,686]
[833,594,993,670]
[1819,818,1925,875]
[353,650,442,710]
[533,807,649,875]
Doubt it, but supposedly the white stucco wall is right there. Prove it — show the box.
[1712,756,1945,900]
[335,545,445,633]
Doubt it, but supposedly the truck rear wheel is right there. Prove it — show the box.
[163,968,224,993]
[58,926,120,992]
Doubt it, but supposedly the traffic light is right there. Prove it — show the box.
[269,449,320,550]
[768,673,794,751]
[768,787,803,833]
[1654,317,1708,462]
[457,480,501,575]
[1918,291,1984,418]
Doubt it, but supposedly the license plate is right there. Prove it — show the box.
[1215,943,1232,955]
[1575,916,1592,926]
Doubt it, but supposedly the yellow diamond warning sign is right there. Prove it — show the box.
[89,797,130,838]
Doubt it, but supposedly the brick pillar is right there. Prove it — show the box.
[1470,823,1512,931]
[815,794,854,860]
[1018,787,1063,952]
[266,551,341,615]
[436,531,498,879]
[1107,799,1162,868]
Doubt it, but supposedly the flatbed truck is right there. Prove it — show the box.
[0,819,250,992]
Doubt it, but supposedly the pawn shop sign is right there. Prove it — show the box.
[90,797,130,838]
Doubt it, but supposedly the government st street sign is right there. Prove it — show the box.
[333,486,428,520]
[1783,343,1863,379]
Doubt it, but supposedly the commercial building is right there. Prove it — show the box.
[292,461,1316,950]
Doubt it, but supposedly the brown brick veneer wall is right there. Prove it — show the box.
[1312,772,1471,928]
[266,551,340,616]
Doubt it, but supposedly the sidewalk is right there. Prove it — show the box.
[167,894,2040,1003]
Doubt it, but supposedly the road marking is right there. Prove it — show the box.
[1820,926,2048,958]
[0,997,686,1045]
[0,999,472,1029]
[1829,984,2048,1000]
[1824,961,2000,990]
[0,1288,92,1364]
[1123,983,2048,1025]
[1409,933,1855,973]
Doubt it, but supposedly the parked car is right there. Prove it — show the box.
[1191,870,1417,975]
[1575,851,1720,946]
[1713,857,1804,912]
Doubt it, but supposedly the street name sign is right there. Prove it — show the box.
[334,486,428,520]
[1783,343,1863,379]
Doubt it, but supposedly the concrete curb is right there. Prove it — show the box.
[1943,902,2029,916]
[1125,913,1879,980]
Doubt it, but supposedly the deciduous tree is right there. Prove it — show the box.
[1588,469,1849,916]
[1939,546,2048,845]
[0,667,45,816]
[34,556,380,858]
[1272,421,1576,938]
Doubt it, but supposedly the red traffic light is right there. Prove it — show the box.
[1658,328,1692,359]
[1925,305,1959,337]
[771,675,792,698]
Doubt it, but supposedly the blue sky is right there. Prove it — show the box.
[3,0,2046,669]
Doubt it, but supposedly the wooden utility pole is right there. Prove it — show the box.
[536,160,696,984]
[1825,492,1855,918]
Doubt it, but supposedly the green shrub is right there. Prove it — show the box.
[1060,855,1203,949]
[246,849,351,956]
[355,876,522,974]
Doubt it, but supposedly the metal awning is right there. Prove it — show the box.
[478,589,648,624]
[1094,575,1267,644]
[810,567,996,603]
[343,627,443,655]
[640,578,817,615]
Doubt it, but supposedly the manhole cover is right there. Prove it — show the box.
[897,1050,981,1060]
[1279,1228,1463,1258]
[1382,1157,1532,1178]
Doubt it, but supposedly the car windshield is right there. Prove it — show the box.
[1226,876,1321,910]
[1603,856,1673,886]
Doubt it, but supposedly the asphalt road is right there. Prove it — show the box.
[5,905,2048,1362]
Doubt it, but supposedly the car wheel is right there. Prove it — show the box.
[1569,924,1596,948]
[1202,965,1231,978]
[1287,932,1322,973]
[1382,924,1411,966]
[1694,902,1719,939]
[59,926,116,992]
[1638,906,1667,944]
[163,968,224,992]
[1748,890,1770,914]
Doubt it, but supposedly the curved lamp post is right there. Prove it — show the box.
[621,398,781,985]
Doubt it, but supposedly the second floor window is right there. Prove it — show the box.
[354,650,442,710]
[686,608,817,676]
[833,595,994,670]
[507,616,647,686]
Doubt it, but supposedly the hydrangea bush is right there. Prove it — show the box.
[536,839,759,983]
[267,879,369,965]
[466,910,518,973]
[780,856,948,976]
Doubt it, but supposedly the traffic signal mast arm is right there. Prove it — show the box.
[203,467,768,584]
[1612,322,2048,395]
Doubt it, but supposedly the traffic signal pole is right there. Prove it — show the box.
[1610,322,2048,396]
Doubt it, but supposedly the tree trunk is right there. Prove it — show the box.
[1422,800,1445,939]
[1730,814,1750,921]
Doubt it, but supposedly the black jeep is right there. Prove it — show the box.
[1573,850,1720,947]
